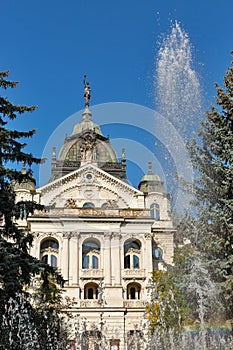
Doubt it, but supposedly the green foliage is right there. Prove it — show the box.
[178,53,233,322]
[0,71,65,348]
[146,270,182,334]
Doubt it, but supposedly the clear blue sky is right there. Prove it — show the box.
[2,0,233,189]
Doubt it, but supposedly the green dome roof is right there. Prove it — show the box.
[72,107,103,136]
[13,165,36,191]
[138,162,165,193]
[140,173,162,182]
[50,105,127,182]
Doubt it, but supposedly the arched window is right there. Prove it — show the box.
[101,202,108,209]
[40,238,59,268]
[127,283,141,300]
[150,203,160,220]
[152,246,163,260]
[124,239,141,269]
[83,202,95,208]
[84,282,99,299]
[82,239,100,269]
[152,241,163,269]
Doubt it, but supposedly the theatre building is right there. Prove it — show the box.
[14,82,175,349]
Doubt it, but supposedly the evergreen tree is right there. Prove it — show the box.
[185,53,233,321]
[0,71,65,348]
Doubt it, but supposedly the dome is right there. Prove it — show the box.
[50,106,127,182]
[13,165,36,192]
[138,162,165,193]
[71,107,103,136]
[140,173,162,182]
[57,107,118,164]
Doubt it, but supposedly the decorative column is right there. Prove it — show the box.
[78,234,83,283]
[103,232,111,286]
[61,232,69,285]
[111,232,121,285]
[144,233,152,274]
[30,231,39,258]
[69,232,79,285]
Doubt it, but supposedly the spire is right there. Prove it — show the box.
[83,74,91,108]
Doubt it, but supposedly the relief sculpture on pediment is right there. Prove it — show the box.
[65,198,78,209]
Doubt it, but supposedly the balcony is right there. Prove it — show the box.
[80,268,103,279]
[80,300,101,308]
[122,269,146,279]
[123,300,146,308]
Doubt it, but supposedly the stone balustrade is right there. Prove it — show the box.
[123,300,146,308]
[80,300,100,308]
[80,268,104,278]
[32,208,151,218]
[122,269,146,279]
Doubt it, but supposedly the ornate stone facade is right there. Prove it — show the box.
[16,101,175,350]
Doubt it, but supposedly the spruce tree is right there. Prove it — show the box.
[0,71,65,348]
[186,53,233,320]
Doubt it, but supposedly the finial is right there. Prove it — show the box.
[52,147,56,160]
[148,161,153,175]
[122,148,126,171]
[21,161,26,174]
[122,148,126,160]
[83,74,91,107]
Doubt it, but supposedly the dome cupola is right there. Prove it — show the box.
[138,161,165,193]
[50,76,127,182]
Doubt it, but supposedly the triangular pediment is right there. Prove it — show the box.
[38,163,144,209]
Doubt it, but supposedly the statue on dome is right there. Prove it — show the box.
[83,74,91,107]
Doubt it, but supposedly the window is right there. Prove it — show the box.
[152,241,163,269]
[150,203,160,220]
[41,239,59,250]
[133,255,139,269]
[84,283,99,299]
[83,202,94,208]
[124,239,141,269]
[127,283,141,300]
[101,202,108,209]
[40,238,59,267]
[82,239,100,269]
[152,246,163,260]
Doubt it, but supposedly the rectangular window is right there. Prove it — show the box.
[83,255,89,269]
[124,255,130,269]
[133,255,139,269]
[51,255,57,267]
[92,255,99,269]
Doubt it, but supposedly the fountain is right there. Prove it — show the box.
[1,293,67,350]
[146,20,233,350]
[155,20,202,140]
[146,269,233,350]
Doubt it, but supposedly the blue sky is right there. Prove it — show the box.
[2,0,233,190]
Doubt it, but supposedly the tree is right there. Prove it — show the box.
[184,53,233,321]
[0,71,65,349]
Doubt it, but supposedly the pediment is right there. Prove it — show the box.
[38,163,144,209]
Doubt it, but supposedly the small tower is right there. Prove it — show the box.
[138,161,165,193]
